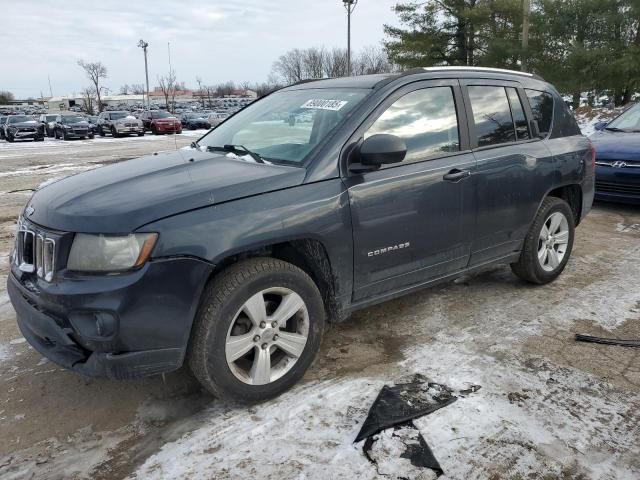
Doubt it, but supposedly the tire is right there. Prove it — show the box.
[98,126,105,137]
[188,257,325,402]
[35,135,44,142]
[137,132,144,137]
[46,128,53,138]
[88,134,94,139]
[111,126,119,138]
[7,134,14,142]
[511,197,575,284]
[62,130,68,140]
[151,125,158,135]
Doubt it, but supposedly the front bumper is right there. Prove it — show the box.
[155,124,181,133]
[11,130,40,139]
[595,165,640,204]
[115,125,144,134]
[7,257,212,379]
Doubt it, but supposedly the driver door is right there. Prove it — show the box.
[344,80,477,302]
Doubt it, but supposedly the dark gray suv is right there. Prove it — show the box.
[8,67,594,402]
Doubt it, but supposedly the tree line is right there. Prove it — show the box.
[384,0,640,107]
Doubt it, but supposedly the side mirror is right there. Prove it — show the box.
[594,121,608,131]
[352,134,407,172]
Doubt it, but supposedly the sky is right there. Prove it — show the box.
[0,0,400,99]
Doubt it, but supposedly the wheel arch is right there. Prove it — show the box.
[546,183,583,226]
[205,238,345,323]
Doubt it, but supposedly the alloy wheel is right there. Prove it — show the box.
[537,211,569,272]
[225,287,309,385]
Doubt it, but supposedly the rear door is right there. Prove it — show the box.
[345,79,476,302]
[461,80,555,265]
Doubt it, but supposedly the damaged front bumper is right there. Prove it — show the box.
[7,257,212,379]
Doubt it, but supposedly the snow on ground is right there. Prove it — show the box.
[575,106,624,136]
[134,241,640,479]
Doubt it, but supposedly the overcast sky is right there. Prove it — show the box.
[0,0,400,98]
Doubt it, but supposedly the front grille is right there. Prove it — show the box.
[17,128,36,133]
[595,159,640,168]
[125,122,137,127]
[14,217,57,281]
[595,181,640,196]
[73,128,88,134]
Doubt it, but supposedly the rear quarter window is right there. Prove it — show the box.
[550,95,582,138]
[525,89,553,137]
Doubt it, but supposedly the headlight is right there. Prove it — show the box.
[64,124,74,129]
[67,233,158,272]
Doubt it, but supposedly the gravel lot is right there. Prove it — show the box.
[0,134,639,479]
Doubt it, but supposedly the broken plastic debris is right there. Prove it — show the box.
[355,375,457,442]
[575,333,640,348]
[363,422,443,479]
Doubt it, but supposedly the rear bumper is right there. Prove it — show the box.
[7,257,212,379]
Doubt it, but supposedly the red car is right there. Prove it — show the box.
[139,111,182,135]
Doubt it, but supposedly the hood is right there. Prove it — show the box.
[154,117,178,123]
[114,117,140,124]
[26,149,306,233]
[589,130,640,161]
[8,121,38,128]
[65,121,90,127]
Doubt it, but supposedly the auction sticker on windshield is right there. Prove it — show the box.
[301,99,348,111]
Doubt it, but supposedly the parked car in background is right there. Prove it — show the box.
[207,112,229,127]
[3,115,44,142]
[54,114,94,140]
[39,114,58,137]
[590,103,640,204]
[86,115,99,136]
[139,110,182,134]
[7,68,594,402]
[96,111,144,137]
[180,113,211,130]
[0,116,7,140]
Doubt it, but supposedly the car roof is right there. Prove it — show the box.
[284,67,550,92]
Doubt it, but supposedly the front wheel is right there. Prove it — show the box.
[111,126,119,138]
[188,257,325,402]
[511,197,575,284]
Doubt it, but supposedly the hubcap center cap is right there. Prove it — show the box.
[261,328,276,343]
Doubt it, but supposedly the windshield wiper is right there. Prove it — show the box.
[604,126,625,132]
[207,144,265,164]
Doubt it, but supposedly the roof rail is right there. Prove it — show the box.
[418,66,544,81]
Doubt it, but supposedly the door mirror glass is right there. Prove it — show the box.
[359,134,407,166]
[593,121,608,131]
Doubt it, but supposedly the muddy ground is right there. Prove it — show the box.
[0,134,638,479]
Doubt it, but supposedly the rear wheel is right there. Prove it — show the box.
[188,257,325,402]
[511,197,575,284]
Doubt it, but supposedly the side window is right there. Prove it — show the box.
[506,88,530,140]
[467,86,516,147]
[525,89,553,137]
[364,87,459,163]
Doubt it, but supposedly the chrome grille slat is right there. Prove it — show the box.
[13,216,58,281]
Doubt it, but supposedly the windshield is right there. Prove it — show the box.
[607,104,640,131]
[46,115,57,121]
[8,115,32,123]
[110,112,129,120]
[198,88,367,164]
[61,116,84,124]
[151,111,172,119]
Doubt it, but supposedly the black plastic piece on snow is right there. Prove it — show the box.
[355,376,457,443]
[575,333,640,348]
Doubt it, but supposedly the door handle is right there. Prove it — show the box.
[443,169,471,182]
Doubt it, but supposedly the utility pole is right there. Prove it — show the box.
[521,0,530,71]
[343,0,358,76]
[47,74,53,97]
[138,39,150,110]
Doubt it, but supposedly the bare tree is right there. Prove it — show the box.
[272,49,305,84]
[303,47,326,79]
[130,83,146,95]
[81,87,96,115]
[157,70,178,112]
[323,48,349,78]
[353,46,393,75]
[119,84,130,95]
[78,60,107,112]
[196,76,205,107]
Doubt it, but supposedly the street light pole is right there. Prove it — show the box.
[343,0,358,76]
[138,39,150,110]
